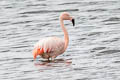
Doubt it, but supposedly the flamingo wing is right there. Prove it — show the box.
[33,37,65,59]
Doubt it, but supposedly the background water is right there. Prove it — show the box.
[0,0,120,80]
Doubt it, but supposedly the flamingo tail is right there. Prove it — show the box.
[33,47,44,59]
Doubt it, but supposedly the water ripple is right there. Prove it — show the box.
[103,17,120,22]
[20,9,79,14]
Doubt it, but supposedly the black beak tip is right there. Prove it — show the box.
[72,19,75,26]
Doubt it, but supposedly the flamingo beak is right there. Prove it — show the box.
[72,18,75,26]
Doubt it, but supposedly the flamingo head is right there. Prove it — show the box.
[60,12,75,26]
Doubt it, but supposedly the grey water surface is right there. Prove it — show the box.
[0,0,120,80]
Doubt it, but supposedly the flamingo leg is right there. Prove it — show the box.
[48,58,50,62]
[51,57,55,62]
[47,56,51,62]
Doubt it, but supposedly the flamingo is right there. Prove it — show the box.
[33,12,75,61]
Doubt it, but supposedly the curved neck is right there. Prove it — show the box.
[60,19,69,51]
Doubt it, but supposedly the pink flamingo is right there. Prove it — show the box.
[33,12,75,61]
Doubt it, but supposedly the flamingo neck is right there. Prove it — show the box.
[60,19,69,51]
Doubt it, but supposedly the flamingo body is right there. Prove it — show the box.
[33,37,65,60]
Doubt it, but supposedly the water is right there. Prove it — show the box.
[0,0,120,80]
